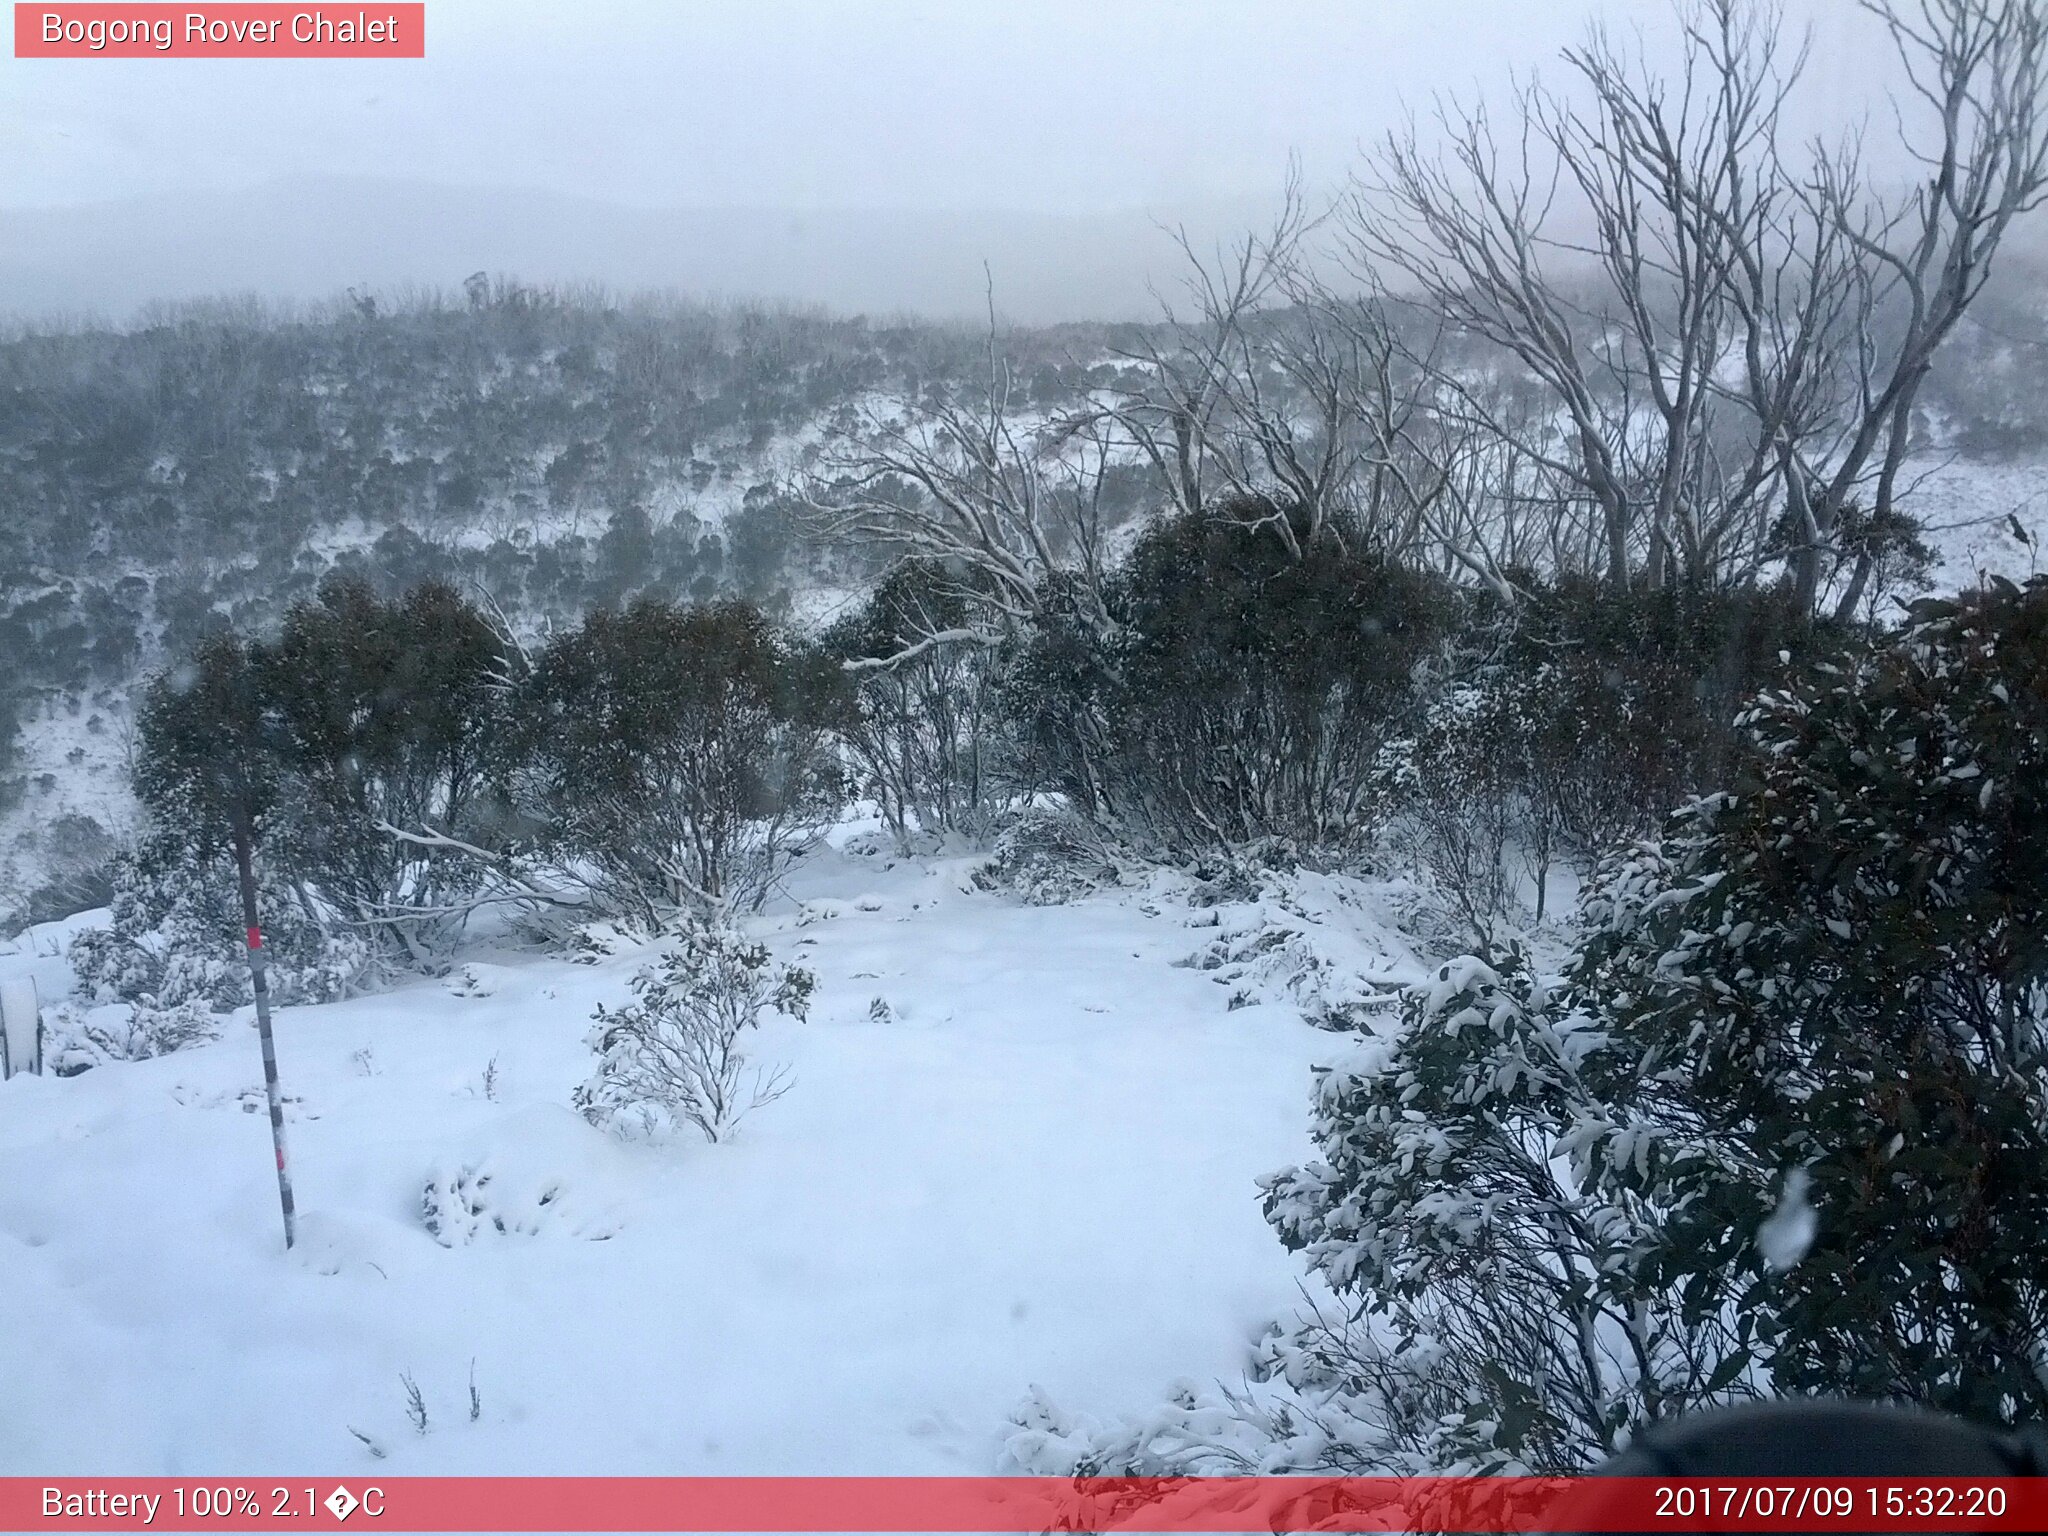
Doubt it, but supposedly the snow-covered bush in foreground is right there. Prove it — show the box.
[1558,578,2048,1426]
[573,926,814,1143]
[1260,950,1765,1473]
[971,803,1126,906]
[44,999,221,1072]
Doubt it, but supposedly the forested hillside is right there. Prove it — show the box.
[0,289,1169,922]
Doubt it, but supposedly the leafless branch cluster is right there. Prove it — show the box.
[799,296,1118,658]
[1352,0,2046,613]
[811,0,2045,631]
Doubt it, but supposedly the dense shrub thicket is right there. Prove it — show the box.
[519,598,849,926]
[112,583,847,1013]
[71,830,371,1015]
[120,498,1835,973]
[0,294,1160,754]
[1019,503,1452,851]
[1255,576,2048,1471]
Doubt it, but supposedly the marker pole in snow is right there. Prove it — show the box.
[232,821,297,1250]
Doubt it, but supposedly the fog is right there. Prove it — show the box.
[0,0,1930,322]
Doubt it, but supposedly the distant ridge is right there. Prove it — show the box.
[0,176,1292,326]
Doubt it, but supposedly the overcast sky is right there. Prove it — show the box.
[0,0,1899,212]
[0,1,1938,320]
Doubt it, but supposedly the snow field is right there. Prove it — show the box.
[0,830,1328,1475]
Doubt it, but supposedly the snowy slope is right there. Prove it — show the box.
[1910,456,2048,595]
[0,828,1342,1475]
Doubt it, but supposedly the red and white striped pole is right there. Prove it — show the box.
[232,821,297,1249]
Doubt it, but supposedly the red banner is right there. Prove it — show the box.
[1,1476,2044,1532]
[13,5,424,58]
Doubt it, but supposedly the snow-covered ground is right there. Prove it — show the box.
[0,827,1381,1476]
[1910,455,2048,595]
[0,695,137,917]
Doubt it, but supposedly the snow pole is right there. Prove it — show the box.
[232,821,297,1250]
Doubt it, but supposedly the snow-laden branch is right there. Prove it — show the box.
[839,627,997,673]
[369,821,587,913]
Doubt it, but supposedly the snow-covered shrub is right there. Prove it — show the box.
[1246,576,2048,1478]
[448,965,494,998]
[422,1164,563,1245]
[1376,680,1529,945]
[1502,577,1813,857]
[1378,659,1684,943]
[1259,950,1763,1474]
[557,920,629,964]
[972,803,1122,906]
[69,834,372,1017]
[1005,1379,1266,1476]
[1558,578,2048,1426]
[1004,1349,1504,1486]
[1176,867,1418,1031]
[574,925,813,1142]
[44,999,221,1070]
[15,812,117,926]
[1378,579,1817,946]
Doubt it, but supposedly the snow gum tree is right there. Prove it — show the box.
[521,598,849,926]
[1005,499,1450,852]
[258,575,513,965]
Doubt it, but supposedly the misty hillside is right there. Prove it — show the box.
[0,179,1282,327]
[2,263,2046,929]
[0,288,1167,921]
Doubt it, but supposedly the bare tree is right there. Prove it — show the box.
[800,294,1116,663]
[1090,175,1319,533]
[1789,0,2048,615]
[1069,170,1479,575]
[1349,3,1799,590]
[1344,0,2047,610]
